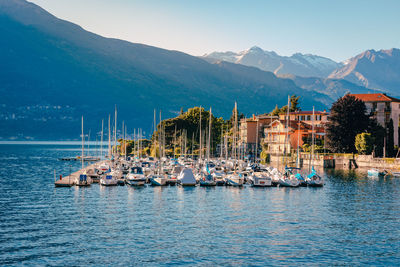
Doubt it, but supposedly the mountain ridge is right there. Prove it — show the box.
[203,46,343,78]
[0,0,329,140]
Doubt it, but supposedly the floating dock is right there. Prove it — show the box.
[54,160,107,187]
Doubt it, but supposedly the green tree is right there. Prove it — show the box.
[355,133,374,154]
[270,95,301,115]
[326,94,370,153]
[368,118,385,157]
[270,104,280,116]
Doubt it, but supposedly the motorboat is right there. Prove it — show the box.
[100,172,118,186]
[249,171,272,187]
[126,166,146,186]
[75,171,92,186]
[225,173,244,186]
[367,168,386,178]
[199,173,217,186]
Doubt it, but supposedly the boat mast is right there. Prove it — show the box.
[184,129,187,159]
[81,116,84,170]
[158,110,162,173]
[114,106,117,158]
[199,106,202,163]
[207,107,212,162]
[310,106,315,172]
[100,119,104,160]
[285,95,290,168]
[122,121,124,159]
[255,118,259,163]
[174,125,177,159]
[234,102,238,162]
[125,125,127,161]
[108,115,111,159]
[297,117,300,168]
[220,127,223,160]
[191,132,194,158]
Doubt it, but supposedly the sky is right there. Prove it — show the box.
[29,0,400,62]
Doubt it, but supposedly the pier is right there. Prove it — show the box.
[54,160,107,187]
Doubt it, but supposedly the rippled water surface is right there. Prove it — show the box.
[1,143,400,266]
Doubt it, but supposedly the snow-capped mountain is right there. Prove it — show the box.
[203,46,343,78]
[328,48,400,94]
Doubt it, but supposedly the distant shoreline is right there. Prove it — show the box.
[0,141,109,145]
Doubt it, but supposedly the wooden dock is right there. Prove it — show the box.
[54,160,107,187]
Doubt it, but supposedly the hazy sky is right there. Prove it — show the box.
[29,0,400,62]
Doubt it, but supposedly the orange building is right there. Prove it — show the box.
[264,119,325,154]
[239,114,278,155]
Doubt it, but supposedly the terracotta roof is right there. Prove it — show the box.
[350,93,400,103]
[287,111,328,115]
[269,120,312,130]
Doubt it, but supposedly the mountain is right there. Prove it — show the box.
[279,74,384,101]
[328,48,400,95]
[0,0,329,140]
[203,46,343,78]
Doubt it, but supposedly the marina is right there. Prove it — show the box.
[1,142,400,265]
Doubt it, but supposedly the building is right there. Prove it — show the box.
[350,93,400,146]
[239,114,278,155]
[263,120,325,154]
[278,110,329,127]
[264,110,328,154]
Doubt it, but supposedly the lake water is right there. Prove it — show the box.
[1,143,400,266]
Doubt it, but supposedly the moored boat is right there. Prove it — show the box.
[178,168,197,186]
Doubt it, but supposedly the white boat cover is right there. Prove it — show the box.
[178,168,196,185]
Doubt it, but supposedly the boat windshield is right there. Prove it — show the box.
[130,167,143,174]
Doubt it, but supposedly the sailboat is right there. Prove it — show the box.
[225,102,244,186]
[200,107,217,186]
[149,109,168,186]
[277,96,299,187]
[75,116,92,186]
[306,107,324,187]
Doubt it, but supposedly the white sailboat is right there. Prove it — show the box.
[150,109,168,186]
[225,102,244,186]
[200,107,217,186]
[278,96,299,187]
[75,116,92,186]
[306,107,324,187]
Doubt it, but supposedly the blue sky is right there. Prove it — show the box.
[29,0,400,62]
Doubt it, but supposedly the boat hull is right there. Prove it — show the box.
[126,179,146,186]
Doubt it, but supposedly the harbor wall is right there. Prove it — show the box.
[269,153,400,170]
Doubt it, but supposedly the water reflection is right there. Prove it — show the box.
[2,143,400,265]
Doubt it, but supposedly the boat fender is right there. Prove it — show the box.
[60,175,62,180]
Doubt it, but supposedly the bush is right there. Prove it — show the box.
[355,133,374,155]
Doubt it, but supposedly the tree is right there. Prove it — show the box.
[326,94,370,153]
[355,133,374,155]
[368,118,385,157]
[270,104,280,116]
[386,119,394,157]
[270,95,301,115]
